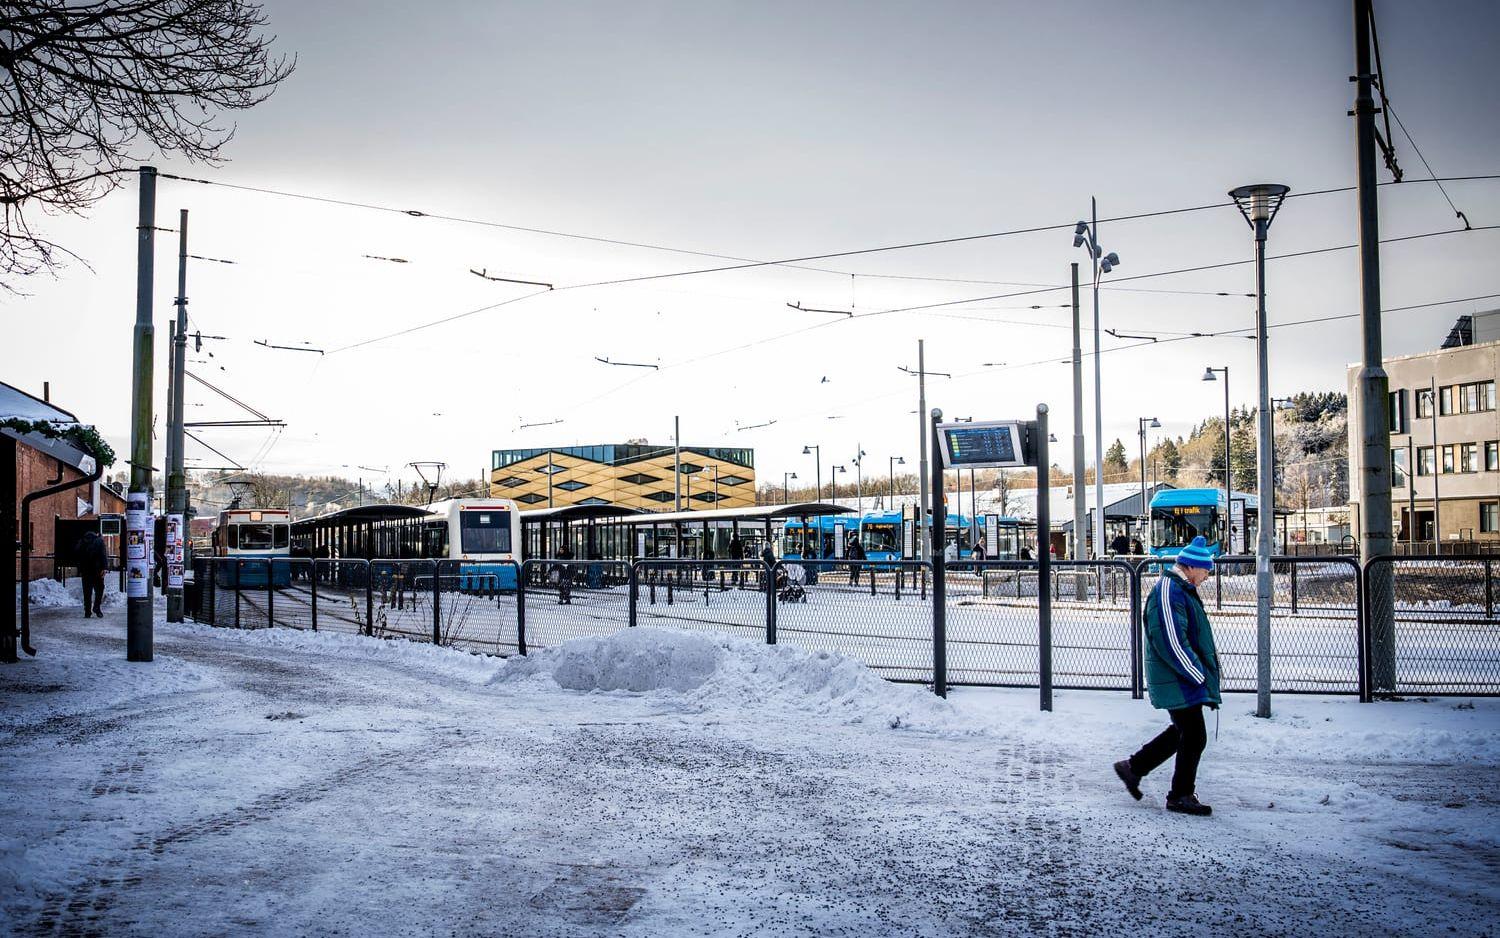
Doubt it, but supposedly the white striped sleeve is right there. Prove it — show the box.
[1159,577,1206,684]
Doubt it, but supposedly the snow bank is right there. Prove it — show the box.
[492,628,960,731]
[14,576,126,613]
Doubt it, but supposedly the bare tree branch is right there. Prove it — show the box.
[0,0,293,289]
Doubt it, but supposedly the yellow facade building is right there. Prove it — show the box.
[489,444,756,511]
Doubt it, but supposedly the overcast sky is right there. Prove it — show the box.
[7,0,1500,497]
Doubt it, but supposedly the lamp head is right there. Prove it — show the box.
[897,456,906,465]
[1100,251,1120,273]
[802,445,812,455]
[789,472,798,480]
[1229,183,1291,228]
[1072,221,1087,248]
[1202,367,1217,382]
[1149,417,1161,429]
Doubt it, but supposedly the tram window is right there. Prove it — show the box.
[238,523,274,550]
[460,511,512,554]
[274,524,289,549]
[224,525,239,549]
[423,523,448,558]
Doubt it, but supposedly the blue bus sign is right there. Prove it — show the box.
[936,420,1033,469]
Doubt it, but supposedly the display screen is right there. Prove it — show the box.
[938,421,1028,468]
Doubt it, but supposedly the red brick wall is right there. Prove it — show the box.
[13,440,118,581]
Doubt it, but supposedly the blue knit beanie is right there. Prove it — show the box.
[1176,535,1215,571]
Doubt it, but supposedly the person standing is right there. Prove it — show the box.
[554,542,574,605]
[1114,536,1221,816]
[76,529,108,618]
[847,535,866,586]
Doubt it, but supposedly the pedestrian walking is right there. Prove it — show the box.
[1129,536,1145,556]
[1110,533,1131,556]
[729,534,744,587]
[847,536,866,586]
[1113,536,1221,816]
[555,542,574,605]
[76,529,108,618]
[970,540,986,562]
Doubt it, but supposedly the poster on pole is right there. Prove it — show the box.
[985,515,999,556]
[166,512,184,590]
[125,491,151,599]
[833,522,846,559]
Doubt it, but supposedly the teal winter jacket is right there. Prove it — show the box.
[1143,569,1222,710]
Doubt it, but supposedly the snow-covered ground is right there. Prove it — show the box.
[3,603,1498,936]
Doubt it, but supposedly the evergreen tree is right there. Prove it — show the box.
[1104,439,1129,479]
[1153,438,1182,480]
[1231,427,1258,492]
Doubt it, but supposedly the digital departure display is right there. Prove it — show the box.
[938,421,1030,469]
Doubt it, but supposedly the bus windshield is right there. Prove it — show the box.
[460,511,512,554]
[1151,505,1218,550]
[861,523,898,553]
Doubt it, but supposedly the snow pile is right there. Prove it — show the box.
[14,576,126,612]
[493,628,959,731]
[187,622,501,686]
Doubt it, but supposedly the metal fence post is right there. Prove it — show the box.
[1128,561,1143,699]
[364,562,373,637]
[267,560,275,628]
[233,559,242,628]
[1357,557,1372,703]
[766,561,777,644]
[516,561,527,655]
[432,562,442,645]
[1487,558,1494,619]
[628,562,638,628]
[1291,560,1299,615]
[309,560,318,631]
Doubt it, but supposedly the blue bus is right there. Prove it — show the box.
[782,512,1013,563]
[1149,488,1225,559]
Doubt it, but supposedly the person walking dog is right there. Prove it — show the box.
[1114,535,1221,816]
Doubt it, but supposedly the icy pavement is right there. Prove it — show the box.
[2,606,1498,937]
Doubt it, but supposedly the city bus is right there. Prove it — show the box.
[1149,488,1225,559]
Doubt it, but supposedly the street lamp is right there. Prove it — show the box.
[1202,366,1231,549]
[1229,182,1290,721]
[783,471,798,505]
[1137,417,1160,541]
[802,445,821,501]
[829,464,847,506]
[1072,198,1121,559]
[888,456,905,505]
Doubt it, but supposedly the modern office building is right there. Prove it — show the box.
[1348,312,1500,546]
[489,443,756,511]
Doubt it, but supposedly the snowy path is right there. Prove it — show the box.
[3,606,1498,937]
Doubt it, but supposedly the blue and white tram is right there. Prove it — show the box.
[422,498,522,590]
[214,508,292,587]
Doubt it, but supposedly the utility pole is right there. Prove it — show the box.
[126,166,157,662]
[1071,262,1087,559]
[916,339,930,560]
[1354,0,1396,691]
[165,209,189,623]
[1090,198,1106,562]
[674,415,681,512]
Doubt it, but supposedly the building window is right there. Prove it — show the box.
[578,497,610,506]
[1483,503,1500,534]
[516,493,546,505]
[619,472,660,485]
[1439,385,1455,416]
[1416,446,1434,476]
[1391,448,1408,488]
[1461,443,1479,473]
[1487,441,1499,472]
[494,476,527,488]
[1441,444,1456,473]
[643,491,675,503]
[1485,381,1498,412]
[717,474,750,486]
[556,480,588,491]
[677,462,704,474]
[1388,389,1406,433]
[1416,388,1434,419]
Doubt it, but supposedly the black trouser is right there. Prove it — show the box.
[81,570,105,615]
[1128,704,1207,799]
[557,564,571,604]
[849,562,861,585]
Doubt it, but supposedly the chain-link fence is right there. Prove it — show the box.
[1365,556,1498,696]
[184,552,1499,699]
[1139,556,1363,695]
